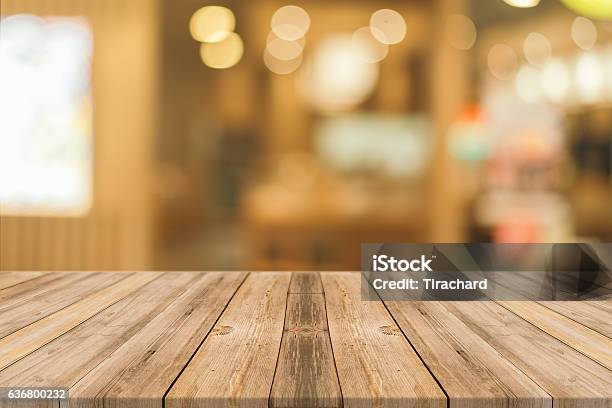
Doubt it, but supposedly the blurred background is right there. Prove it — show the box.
[0,0,611,271]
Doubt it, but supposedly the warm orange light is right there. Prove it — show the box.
[200,32,243,69]
[189,6,235,43]
[369,9,406,45]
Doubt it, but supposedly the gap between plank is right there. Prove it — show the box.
[370,278,451,408]
[495,301,612,372]
[160,271,251,408]
[536,301,612,340]
[0,272,164,371]
[321,272,344,408]
[267,272,292,407]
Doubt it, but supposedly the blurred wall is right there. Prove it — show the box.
[0,0,160,270]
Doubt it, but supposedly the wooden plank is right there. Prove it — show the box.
[0,272,161,370]
[0,273,195,388]
[537,301,612,338]
[0,272,45,290]
[166,272,291,408]
[63,272,247,408]
[321,272,446,408]
[385,301,550,408]
[289,272,323,293]
[270,272,341,408]
[0,272,127,338]
[444,301,612,408]
[497,301,612,370]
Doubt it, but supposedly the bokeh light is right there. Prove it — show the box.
[369,9,406,45]
[351,26,389,63]
[266,35,303,61]
[189,6,235,43]
[575,52,604,102]
[502,0,541,7]
[571,16,597,50]
[446,14,477,51]
[523,32,552,68]
[200,32,243,69]
[271,5,310,41]
[488,44,519,80]
[540,59,571,103]
[263,49,302,75]
[515,65,542,103]
[605,46,612,100]
[298,34,379,112]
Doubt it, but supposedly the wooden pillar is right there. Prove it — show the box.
[428,0,470,242]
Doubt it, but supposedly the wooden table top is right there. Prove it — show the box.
[0,271,610,408]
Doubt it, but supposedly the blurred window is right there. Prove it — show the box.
[0,15,93,215]
[315,114,431,178]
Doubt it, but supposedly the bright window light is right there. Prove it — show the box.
[0,14,93,216]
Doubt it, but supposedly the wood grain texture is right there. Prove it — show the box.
[0,272,160,370]
[0,273,196,390]
[270,272,342,408]
[63,272,247,408]
[445,301,612,408]
[385,301,550,408]
[538,301,612,338]
[289,272,323,294]
[321,272,446,408]
[0,272,44,290]
[0,272,610,408]
[166,272,291,408]
[498,301,612,369]
[0,272,126,338]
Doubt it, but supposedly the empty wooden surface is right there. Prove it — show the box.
[166,272,291,408]
[0,271,610,408]
[385,301,550,408]
[321,272,446,408]
[270,273,341,408]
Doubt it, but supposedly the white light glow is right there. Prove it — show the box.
[571,16,597,50]
[488,44,519,80]
[264,49,302,74]
[369,9,406,45]
[446,14,477,51]
[605,46,612,101]
[266,35,303,61]
[271,5,310,41]
[575,52,604,103]
[540,59,570,103]
[503,0,541,7]
[515,65,542,103]
[523,32,552,68]
[351,26,388,63]
[298,34,379,112]
[0,14,93,215]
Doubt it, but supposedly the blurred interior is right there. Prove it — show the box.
[1,0,611,271]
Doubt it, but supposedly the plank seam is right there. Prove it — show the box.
[0,272,108,339]
[439,302,561,407]
[0,272,167,372]
[362,278,450,403]
[321,272,344,408]
[267,272,292,408]
[0,272,47,291]
[161,271,251,408]
[61,272,210,400]
[495,301,612,373]
[535,301,612,340]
